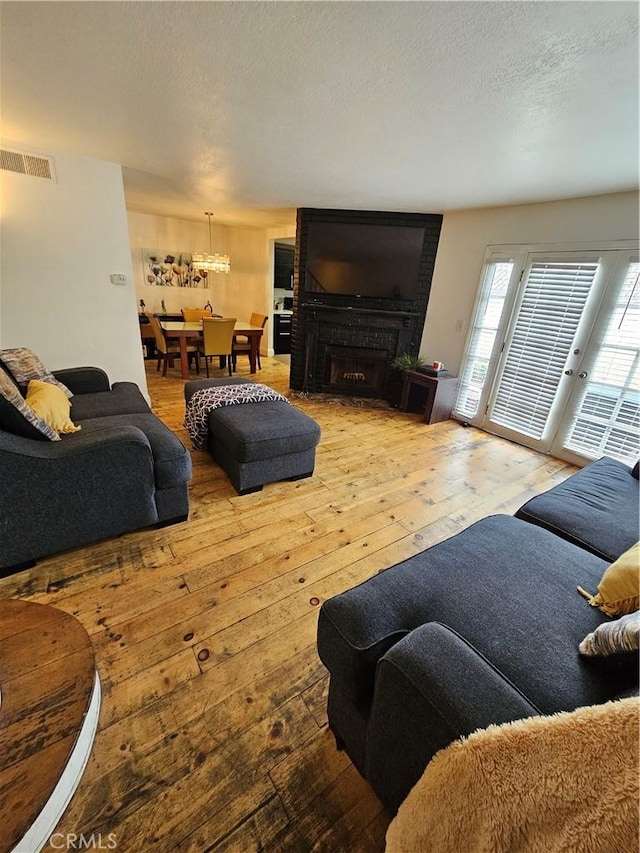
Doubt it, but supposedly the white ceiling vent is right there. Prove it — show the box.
[0,148,56,181]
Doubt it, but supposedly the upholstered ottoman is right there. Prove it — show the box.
[184,378,321,495]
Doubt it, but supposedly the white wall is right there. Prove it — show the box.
[4,149,635,391]
[127,212,272,351]
[0,145,146,392]
[422,191,640,373]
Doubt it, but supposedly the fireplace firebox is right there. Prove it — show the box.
[326,346,389,395]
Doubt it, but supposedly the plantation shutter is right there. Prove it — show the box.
[489,259,599,439]
[565,261,640,463]
[454,260,513,419]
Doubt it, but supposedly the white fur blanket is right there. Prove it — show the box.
[184,383,289,450]
[386,697,639,853]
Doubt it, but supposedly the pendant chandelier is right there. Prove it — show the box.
[192,211,231,274]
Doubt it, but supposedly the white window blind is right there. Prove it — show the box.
[454,261,512,419]
[489,260,599,439]
[565,261,640,464]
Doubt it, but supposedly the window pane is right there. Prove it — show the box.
[489,261,599,439]
[566,262,640,465]
[454,261,512,419]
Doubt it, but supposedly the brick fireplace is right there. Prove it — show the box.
[300,303,420,399]
[290,208,443,400]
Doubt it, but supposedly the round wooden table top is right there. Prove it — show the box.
[0,599,98,853]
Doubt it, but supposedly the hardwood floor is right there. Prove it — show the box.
[0,357,578,852]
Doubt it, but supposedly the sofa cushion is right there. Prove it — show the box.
[318,515,636,716]
[0,370,60,442]
[515,457,640,562]
[53,367,111,395]
[0,347,72,398]
[26,380,81,435]
[70,382,151,420]
[70,413,191,489]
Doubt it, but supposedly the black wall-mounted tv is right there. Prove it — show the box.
[303,220,425,300]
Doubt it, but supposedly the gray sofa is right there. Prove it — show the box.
[0,366,192,574]
[317,456,639,813]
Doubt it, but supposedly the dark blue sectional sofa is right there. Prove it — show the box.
[0,366,192,573]
[317,456,639,813]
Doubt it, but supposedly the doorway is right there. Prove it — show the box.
[455,247,639,466]
[272,237,295,366]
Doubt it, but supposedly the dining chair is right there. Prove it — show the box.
[182,308,213,321]
[147,314,200,377]
[199,317,237,377]
[139,317,155,359]
[232,312,268,371]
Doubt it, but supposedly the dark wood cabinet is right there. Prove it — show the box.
[274,243,294,290]
[274,313,292,354]
[400,370,459,423]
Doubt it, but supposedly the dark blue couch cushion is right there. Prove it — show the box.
[515,457,639,562]
[318,515,635,717]
[70,382,151,421]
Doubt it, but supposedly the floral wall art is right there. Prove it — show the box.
[142,249,210,289]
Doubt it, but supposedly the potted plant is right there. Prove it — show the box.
[387,352,426,407]
[391,352,427,372]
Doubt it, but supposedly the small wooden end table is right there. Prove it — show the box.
[400,370,460,424]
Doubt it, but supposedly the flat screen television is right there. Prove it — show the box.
[303,220,425,300]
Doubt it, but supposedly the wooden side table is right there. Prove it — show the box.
[400,370,460,424]
[0,599,100,853]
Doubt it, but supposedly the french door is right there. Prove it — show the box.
[455,247,640,466]
[556,257,639,464]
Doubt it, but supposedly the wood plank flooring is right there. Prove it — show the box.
[0,356,578,852]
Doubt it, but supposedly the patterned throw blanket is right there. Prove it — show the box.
[184,383,290,450]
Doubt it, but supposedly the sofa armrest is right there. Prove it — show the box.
[0,426,158,569]
[0,425,150,459]
[365,622,541,813]
[53,367,110,395]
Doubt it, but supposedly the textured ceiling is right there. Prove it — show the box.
[1,1,638,228]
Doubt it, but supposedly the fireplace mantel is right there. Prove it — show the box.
[301,303,419,321]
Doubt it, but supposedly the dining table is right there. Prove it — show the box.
[159,320,265,379]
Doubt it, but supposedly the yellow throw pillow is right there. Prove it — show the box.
[578,542,640,616]
[25,379,81,435]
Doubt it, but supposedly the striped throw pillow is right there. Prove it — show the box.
[0,347,72,398]
[579,611,640,657]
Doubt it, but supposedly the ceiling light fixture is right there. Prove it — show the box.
[192,211,231,274]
